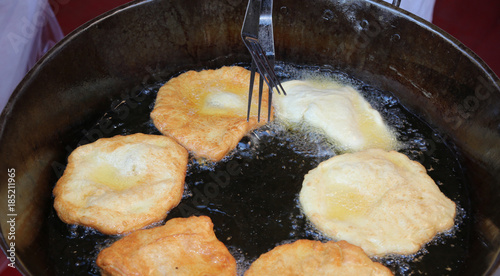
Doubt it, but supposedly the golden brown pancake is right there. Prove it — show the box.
[245,240,393,276]
[300,149,456,256]
[151,66,272,161]
[97,216,237,276]
[53,133,188,235]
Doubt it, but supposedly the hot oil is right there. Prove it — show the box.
[45,64,470,276]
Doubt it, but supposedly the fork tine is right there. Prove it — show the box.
[248,42,274,89]
[267,83,272,121]
[247,60,256,122]
[242,0,285,122]
[276,81,286,96]
[257,72,264,122]
[248,41,283,92]
[246,39,286,109]
[257,54,286,96]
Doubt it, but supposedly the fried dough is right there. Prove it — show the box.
[245,240,393,276]
[300,149,456,256]
[151,66,271,161]
[274,80,398,151]
[96,216,237,276]
[53,133,188,235]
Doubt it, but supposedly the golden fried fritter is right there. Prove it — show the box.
[53,133,188,235]
[245,240,393,276]
[300,149,456,256]
[151,66,272,161]
[97,216,237,276]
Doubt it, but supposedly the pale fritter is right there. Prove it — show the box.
[300,149,456,256]
[274,80,399,151]
[53,133,188,235]
[151,66,272,161]
[96,216,237,276]
[245,240,393,276]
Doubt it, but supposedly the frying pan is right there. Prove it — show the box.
[1,0,499,275]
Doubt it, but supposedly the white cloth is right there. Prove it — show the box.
[384,0,436,22]
[0,0,63,113]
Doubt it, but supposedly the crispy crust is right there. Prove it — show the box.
[96,216,237,276]
[53,133,188,235]
[151,66,272,161]
[300,149,456,256]
[245,240,393,276]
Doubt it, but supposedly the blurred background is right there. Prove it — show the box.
[0,0,498,275]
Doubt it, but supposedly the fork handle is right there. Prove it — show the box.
[258,0,275,67]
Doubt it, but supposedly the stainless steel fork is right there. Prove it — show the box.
[241,0,285,122]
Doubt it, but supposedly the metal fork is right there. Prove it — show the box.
[241,0,285,122]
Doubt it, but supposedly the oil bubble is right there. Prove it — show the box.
[360,19,370,29]
[322,9,334,21]
[391,33,401,42]
[280,6,288,15]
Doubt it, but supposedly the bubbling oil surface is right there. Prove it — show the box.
[45,64,470,275]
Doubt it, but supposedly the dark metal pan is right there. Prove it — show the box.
[1,0,499,275]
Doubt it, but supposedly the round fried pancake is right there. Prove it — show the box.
[53,133,188,235]
[97,216,237,276]
[274,80,399,151]
[151,66,272,161]
[300,149,456,256]
[245,240,393,276]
